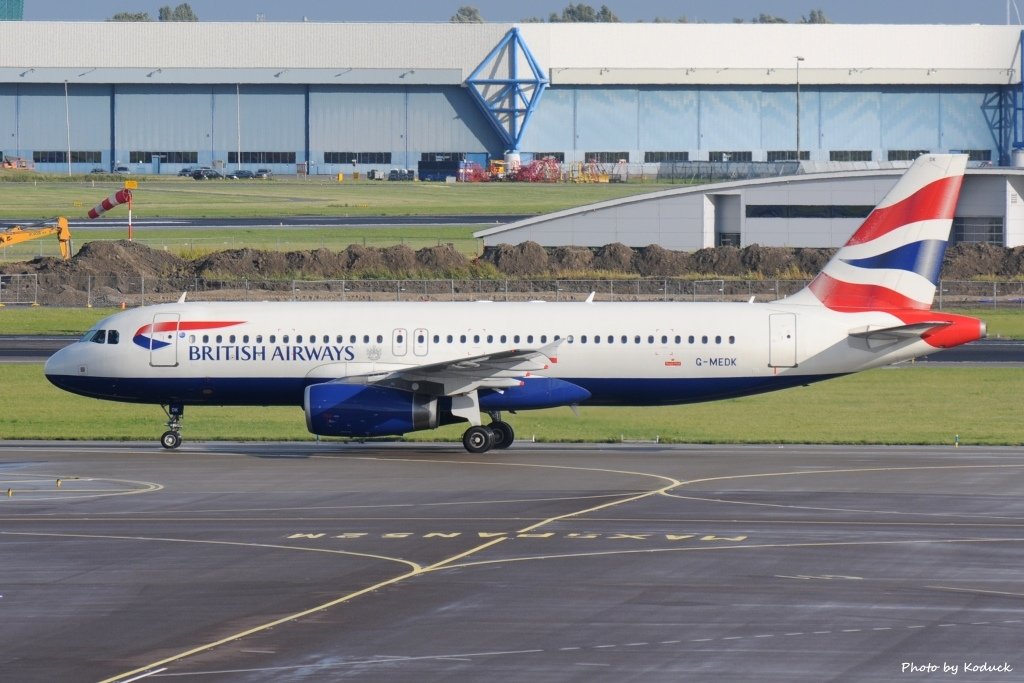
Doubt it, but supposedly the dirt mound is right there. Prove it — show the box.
[691,246,742,275]
[195,248,290,279]
[740,245,796,278]
[942,242,1013,279]
[484,241,550,276]
[635,244,688,276]
[340,244,386,274]
[592,243,635,271]
[549,246,594,272]
[415,244,472,275]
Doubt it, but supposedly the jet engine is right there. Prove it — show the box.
[305,383,439,437]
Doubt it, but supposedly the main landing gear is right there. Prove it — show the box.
[160,403,184,449]
[461,413,515,454]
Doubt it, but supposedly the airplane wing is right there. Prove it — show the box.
[337,339,563,397]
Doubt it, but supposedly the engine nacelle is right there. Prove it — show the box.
[305,383,438,437]
[479,377,591,411]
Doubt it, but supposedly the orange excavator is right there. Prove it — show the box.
[0,216,72,260]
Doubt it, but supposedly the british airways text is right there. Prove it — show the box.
[188,344,356,362]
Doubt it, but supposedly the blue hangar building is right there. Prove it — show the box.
[2,21,1024,248]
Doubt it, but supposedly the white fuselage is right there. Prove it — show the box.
[44,300,944,408]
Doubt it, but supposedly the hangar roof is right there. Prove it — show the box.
[0,22,1019,86]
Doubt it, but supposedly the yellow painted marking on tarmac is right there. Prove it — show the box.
[99,456,675,681]
[437,537,1024,572]
[96,535,507,683]
[0,531,421,572]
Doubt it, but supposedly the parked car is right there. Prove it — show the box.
[89,168,106,174]
[177,167,194,176]
[225,169,255,179]
[253,168,272,178]
[191,168,222,180]
[112,165,131,174]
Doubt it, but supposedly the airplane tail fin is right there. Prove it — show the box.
[781,154,968,312]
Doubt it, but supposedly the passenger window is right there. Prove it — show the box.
[460,335,467,343]
[567,335,575,344]
[715,335,722,344]
[296,335,303,343]
[216,335,223,343]
[350,335,356,343]
[283,335,290,343]
[514,335,520,343]
[229,335,236,343]
[688,335,695,344]
[269,335,276,343]
[397,335,404,343]
[189,335,196,344]
[446,334,453,343]
[540,335,547,343]
[336,335,343,343]
[256,335,263,343]
[729,335,736,344]
[634,335,641,344]
[487,335,493,343]
[701,335,708,344]
[473,335,480,343]
[243,335,249,343]
[203,335,209,343]
[608,336,614,344]
[500,335,507,343]
[593,335,600,344]
[377,335,383,343]
[323,335,329,343]
[107,330,119,345]
[527,335,534,343]
[648,335,654,344]
[432,335,439,343]
[661,335,668,344]
[674,335,681,344]
[363,335,370,343]
[581,335,588,344]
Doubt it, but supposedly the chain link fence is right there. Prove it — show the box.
[6,275,1023,308]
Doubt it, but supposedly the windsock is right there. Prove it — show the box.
[87,189,132,219]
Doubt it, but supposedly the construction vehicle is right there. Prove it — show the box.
[1,156,34,171]
[0,217,72,260]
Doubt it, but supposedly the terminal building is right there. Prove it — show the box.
[2,21,1024,247]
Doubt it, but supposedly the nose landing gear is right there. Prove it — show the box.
[160,403,184,449]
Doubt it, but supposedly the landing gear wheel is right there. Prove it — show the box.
[489,421,515,449]
[463,425,495,454]
[160,430,182,449]
[160,403,185,450]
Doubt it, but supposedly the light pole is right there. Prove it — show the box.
[795,56,805,162]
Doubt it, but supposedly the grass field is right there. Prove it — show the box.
[1,364,1020,445]
[3,306,1023,338]
[0,176,664,220]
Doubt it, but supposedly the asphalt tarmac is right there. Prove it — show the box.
[2,441,1023,682]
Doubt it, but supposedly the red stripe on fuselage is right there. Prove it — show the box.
[136,320,245,335]
[846,175,963,246]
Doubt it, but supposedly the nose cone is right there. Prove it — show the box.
[44,344,80,391]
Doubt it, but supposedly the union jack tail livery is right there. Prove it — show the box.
[784,154,968,312]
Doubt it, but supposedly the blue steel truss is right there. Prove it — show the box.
[466,28,548,153]
[1014,29,1024,162]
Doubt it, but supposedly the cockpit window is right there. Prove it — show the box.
[107,330,120,345]
[90,330,107,344]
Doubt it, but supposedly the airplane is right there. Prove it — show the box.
[44,154,985,453]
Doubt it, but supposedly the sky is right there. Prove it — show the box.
[19,0,1024,24]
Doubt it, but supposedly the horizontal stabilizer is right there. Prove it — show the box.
[848,321,951,342]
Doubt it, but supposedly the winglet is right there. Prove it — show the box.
[585,292,596,303]
[177,292,187,303]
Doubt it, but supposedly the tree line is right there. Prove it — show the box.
[108,4,831,24]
